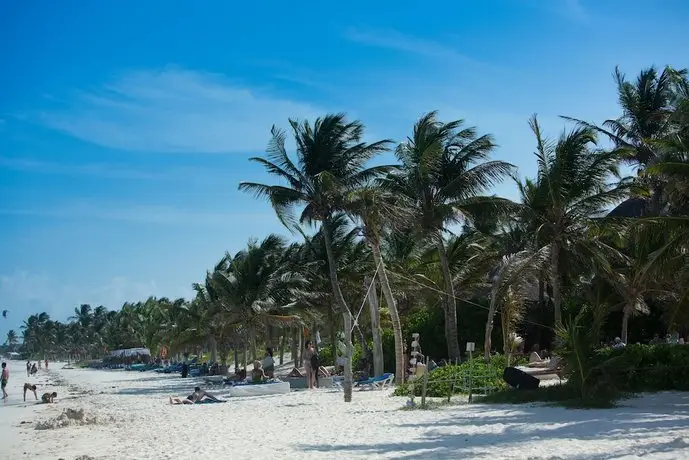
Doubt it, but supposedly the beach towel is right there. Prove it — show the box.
[196,399,227,404]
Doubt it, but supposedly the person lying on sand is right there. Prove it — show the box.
[287,367,304,378]
[169,387,221,405]
[41,392,57,403]
[23,383,38,401]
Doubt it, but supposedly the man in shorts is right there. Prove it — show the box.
[1,362,9,401]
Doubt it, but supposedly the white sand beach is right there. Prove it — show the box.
[2,360,689,460]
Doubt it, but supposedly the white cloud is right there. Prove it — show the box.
[0,155,162,180]
[0,271,176,325]
[563,0,590,23]
[37,68,324,153]
[343,28,501,71]
[0,203,277,226]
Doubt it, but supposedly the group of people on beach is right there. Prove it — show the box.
[1,362,58,404]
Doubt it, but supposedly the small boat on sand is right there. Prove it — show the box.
[228,380,291,397]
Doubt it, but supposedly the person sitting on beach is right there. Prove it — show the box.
[262,348,275,378]
[41,392,57,403]
[251,361,267,383]
[169,387,220,405]
[287,367,303,378]
[24,383,38,401]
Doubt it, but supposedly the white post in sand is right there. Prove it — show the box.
[466,342,475,403]
[407,333,421,407]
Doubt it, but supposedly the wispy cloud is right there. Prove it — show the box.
[562,0,590,23]
[36,68,324,153]
[343,27,499,71]
[0,202,275,226]
[0,155,162,180]
[0,270,175,321]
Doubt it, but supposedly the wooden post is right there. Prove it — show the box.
[421,356,429,408]
[467,342,475,404]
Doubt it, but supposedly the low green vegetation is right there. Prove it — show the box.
[392,355,527,398]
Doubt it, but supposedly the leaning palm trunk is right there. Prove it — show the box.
[484,295,499,362]
[208,335,218,364]
[322,221,354,402]
[365,275,385,377]
[371,243,405,384]
[436,237,461,360]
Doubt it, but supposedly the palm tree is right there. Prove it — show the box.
[526,115,629,326]
[239,113,392,402]
[484,247,550,361]
[211,235,305,362]
[346,185,408,382]
[5,330,18,350]
[389,111,513,359]
[565,66,686,215]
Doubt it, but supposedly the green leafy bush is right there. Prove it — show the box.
[591,344,689,392]
[317,342,367,369]
[392,355,523,397]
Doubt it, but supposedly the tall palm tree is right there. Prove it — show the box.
[346,185,408,383]
[5,329,18,350]
[211,235,305,361]
[239,113,392,402]
[389,111,513,359]
[526,115,629,326]
[565,66,686,215]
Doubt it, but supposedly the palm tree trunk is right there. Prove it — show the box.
[551,240,562,327]
[621,307,631,344]
[370,242,405,384]
[484,294,498,362]
[365,275,384,378]
[233,349,239,373]
[278,333,286,365]
[290,327,298,365]
[328,308,338,366]
[436,237,461,360]
[322,219,353,403]
[208,336,218,363]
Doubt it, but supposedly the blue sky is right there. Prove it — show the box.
[1,0,687,338]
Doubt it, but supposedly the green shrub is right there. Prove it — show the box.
[317,342,367,369]
[392,355,520,398]
[591,344,689,392]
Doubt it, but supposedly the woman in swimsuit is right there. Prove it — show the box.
[169,387,221,405]
[23,383,38,401]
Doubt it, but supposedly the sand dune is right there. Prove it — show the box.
[1,360,689,459]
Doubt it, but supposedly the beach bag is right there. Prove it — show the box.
[310,352,320,370]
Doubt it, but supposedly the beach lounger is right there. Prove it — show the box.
[203,375,225,386]
[355,373,395,390]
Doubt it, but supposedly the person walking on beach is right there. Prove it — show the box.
[26,361,31,377]
[303,341,315,389]
[23,383,38,401]
[1,362,9,401]
[45,359,49,369]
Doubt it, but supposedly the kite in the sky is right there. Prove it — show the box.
[2,310,7,318]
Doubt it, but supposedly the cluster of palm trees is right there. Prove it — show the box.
[14,65,689,402]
